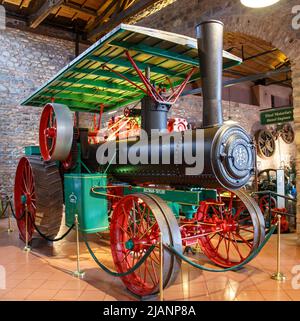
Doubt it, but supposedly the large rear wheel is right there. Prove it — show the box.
[14,156,63,242]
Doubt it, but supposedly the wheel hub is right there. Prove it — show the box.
[219,219,238,233]
[125,237,156,252]
[45,127,56,138]
[125,239,134,250]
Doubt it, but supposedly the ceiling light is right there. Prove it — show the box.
[240,0,280,8]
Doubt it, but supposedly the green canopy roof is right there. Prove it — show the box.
[21,24,242,113]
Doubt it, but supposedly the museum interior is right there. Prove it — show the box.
[0,0,299,302]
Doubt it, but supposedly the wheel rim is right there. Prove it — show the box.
[197,190,264,268]
[39,103,73,161]
[14,157,36,242]
[146,193,182,287]
[281,125,294,144]
[110,194,176,296]
[259,195,276,213]
[39,104,57,161]
[256,130,276,159]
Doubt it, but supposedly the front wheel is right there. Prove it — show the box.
[110,193,182,297]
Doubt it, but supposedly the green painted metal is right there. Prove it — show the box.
[123,186,217,206]
[64,173,109,234]
[58,76,140,92]
[110,40,199,66]
[21,24,242,113]
[71,67,144,84]
[88,55,180,77]
[260,107,294,125]
[167,202,180,219]
[38,91,114,104]
[47,85,136,99]
[24,146,40,156]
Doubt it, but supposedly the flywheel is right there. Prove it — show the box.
[14,155,64,242]
[255,129,276,159]
[281,124,294,144]
[39,103,73,161]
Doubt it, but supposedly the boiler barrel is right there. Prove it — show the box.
[101,124,255,190]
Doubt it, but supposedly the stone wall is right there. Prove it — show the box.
[0,27,74,197]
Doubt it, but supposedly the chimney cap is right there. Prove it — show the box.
[196,20,224,29]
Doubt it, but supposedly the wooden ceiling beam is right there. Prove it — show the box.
[89,0,119,31]
[62,2,97,17]
[29,0,64,28]
[88,0,160,41]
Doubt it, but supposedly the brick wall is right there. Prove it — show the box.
[0,27,74,197]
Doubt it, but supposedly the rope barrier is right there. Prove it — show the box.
[166,224,277,272]
[82,233,156,277]
[11,205,27,221]
[27,212,75,242]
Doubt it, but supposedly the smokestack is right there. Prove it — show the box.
[196,20,224,128]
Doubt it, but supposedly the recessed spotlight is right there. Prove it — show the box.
[240,0,280,8]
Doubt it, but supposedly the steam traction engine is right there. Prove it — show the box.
[14,21,265,297]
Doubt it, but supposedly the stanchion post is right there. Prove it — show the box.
[7,198,14,233]
[271,214,286,281]
[73,214,85,278]
[23,204,31,252]
[159,232,164,301]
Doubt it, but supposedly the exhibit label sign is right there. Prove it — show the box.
[260,107,294,125]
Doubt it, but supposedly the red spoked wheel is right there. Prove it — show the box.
[259,195,277,214]
[110,193,181,297]
[197,190,265,268]
[14,156,64,243]
[14,157,36,242]
[39,103,73,161]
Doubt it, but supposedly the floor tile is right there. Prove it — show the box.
[52,289,83,301]
[2,288,34,300]
[0,218,299,301]
[26,289,59,301]
[78,290,106,301]
[260,290,291,301]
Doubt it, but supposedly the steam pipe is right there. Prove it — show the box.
[196,20,224,128]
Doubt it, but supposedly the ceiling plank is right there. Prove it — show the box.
[62,2,97,17]
[88,0,119,33]
[88,0,161,41]
[29,0,64,28]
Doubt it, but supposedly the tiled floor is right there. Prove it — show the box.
[0,217,299,301]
